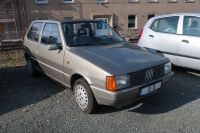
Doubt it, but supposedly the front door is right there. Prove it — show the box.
[37,22,65,83]
[178,15,200,70]
[25,22,44,58]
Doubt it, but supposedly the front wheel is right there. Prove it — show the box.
[73,78,97,114]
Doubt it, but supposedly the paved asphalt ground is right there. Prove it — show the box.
[0,65,200,133]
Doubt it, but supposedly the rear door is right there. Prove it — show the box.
[144,16,180,65]
[178,15,200,70]
[37,22,65,84]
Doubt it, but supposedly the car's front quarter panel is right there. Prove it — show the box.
[91,71,173,107]
[63,48,111,90]
[138,18,154,47]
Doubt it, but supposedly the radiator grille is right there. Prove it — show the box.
[129,65,164,87]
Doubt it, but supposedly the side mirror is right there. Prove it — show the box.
[48,44,62,51]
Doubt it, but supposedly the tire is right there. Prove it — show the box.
[73,78,97,114]
[27,57,37,77]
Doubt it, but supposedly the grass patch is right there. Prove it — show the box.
[0,50,26,68]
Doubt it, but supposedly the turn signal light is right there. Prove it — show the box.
[106,76,117,91]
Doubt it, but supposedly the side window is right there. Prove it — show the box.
[158,16,179,34]
[41,23,61,45]
[27,22,43,42]
[150,19,159,31]
[183,16,200,36]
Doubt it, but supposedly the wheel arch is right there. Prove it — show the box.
[24,52,30,60]
[70,73,92,90]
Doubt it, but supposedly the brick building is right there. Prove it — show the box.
[2,0,200,40]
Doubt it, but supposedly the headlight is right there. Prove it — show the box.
[164,62,171,75]
[116,75,130,89]
[106,75,130,91]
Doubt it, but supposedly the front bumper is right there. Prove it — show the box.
[91,72,174,107]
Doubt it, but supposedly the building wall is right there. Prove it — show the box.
[24,0,200,39]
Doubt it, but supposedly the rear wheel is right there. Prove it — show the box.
[73,78,97,114]
[27,57,37,77]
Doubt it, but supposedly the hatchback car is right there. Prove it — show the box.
[24,19,173,113]
[138,13,200,70]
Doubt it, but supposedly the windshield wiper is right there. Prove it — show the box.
[98,40,125,45]
[71,43,96,47]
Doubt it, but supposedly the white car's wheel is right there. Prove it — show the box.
[73,78,97,114]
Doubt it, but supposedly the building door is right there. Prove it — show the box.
[93,17,110,36]
[0,23,4,32]
[94,17,109,23]
[92,14,113,27]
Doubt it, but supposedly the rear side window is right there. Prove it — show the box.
[27,22,43,42]
[183,16,200,36]
[150,19,159,31]
[150,16,179,34]
[41,23,61,45]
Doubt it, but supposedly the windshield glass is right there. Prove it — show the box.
[62,21,124,47]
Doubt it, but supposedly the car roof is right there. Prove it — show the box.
[31,20,59,24]
[31,19,103,24]
[61,19,104,24]
[155,12,200,18]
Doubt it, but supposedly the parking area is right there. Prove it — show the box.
[0,65,200,133]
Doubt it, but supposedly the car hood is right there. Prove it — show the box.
[69,43,169,75]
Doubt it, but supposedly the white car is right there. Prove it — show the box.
[138,13,200,70]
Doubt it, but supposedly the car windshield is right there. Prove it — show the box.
[62,21,124,47]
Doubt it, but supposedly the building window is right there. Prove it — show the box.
[128,15,136,29]
[63,17,73,21]
[167,0,177,3]
[96,0,108,3]
[185,0,194,2]
[35,0,48,4]
[148,14,155,20]
[148,0,158,3]
[62,0,74,3]
[128,0,139,3]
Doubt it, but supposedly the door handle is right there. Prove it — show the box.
[182,39,189,44]
[149,35,154,38]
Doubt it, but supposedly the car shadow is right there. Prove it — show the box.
[1,65,200,115]
[95,67,200,114]
[0,65,65,115]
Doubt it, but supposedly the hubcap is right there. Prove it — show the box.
[74,84,88,109]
